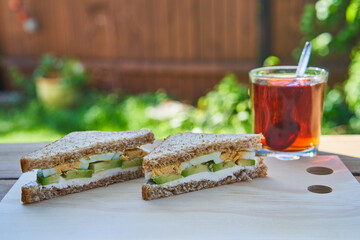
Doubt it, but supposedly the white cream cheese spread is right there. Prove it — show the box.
[41,152,123,176]
[145,152,259,182]
[162,161,258,187]
[27,166,140,189]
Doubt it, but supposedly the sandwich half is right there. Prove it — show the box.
[21,130,154,204]
[142,132,267,200]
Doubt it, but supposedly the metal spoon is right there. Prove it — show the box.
[287,41,312,86]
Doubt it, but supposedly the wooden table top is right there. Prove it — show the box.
[1,135,359,201]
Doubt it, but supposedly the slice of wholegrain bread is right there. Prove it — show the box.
[142,132,262,173]
[21,130,154,172]
[22,167,143,204]
[142,158,267,200]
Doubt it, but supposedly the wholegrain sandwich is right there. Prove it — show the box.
[21,130,154,204]
[142,132,267,200]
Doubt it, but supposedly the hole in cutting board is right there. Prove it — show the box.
[307,185,332,194]
[306,166,333,175]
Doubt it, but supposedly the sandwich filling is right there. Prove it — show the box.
[145,150,258,185]
[36,148,147,186]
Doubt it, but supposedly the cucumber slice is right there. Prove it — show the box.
[151,174,182,184]
[236,159,256,167]
[122,158,142,169]
[212,161,236,172]
[181,164,210,177]
[37,170,61,185]
[88,159,122,173]
[63,169,94,180]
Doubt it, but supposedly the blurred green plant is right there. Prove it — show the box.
[0,73,253,142]
[8,65,36,99]
[299,0,359,58]
[8,54,89,99]
[322,86,354,133]
[263,56,281,66]
[3,68,359,143]
[344,48,360,131]
[32,54,89,88]
[0,90,168,142]
[193,74,252,134]
[299,0,360,133]
[161,74,252,134]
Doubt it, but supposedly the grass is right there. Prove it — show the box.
[0,128,63,143]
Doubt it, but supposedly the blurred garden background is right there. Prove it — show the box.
[0,0,359,143]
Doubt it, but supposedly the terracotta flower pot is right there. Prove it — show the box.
[36,77,78,109]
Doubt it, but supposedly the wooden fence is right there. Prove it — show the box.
[0,0,346,100]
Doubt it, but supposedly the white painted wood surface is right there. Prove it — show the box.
[0,155,359,240]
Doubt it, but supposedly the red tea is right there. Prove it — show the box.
[252,79,326,152]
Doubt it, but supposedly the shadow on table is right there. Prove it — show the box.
[319,151,359,160]
[319,151,359,174]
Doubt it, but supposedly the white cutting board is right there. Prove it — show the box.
[0,155,360,240]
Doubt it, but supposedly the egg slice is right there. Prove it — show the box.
[89,153,116,162]
[42,168,59,177]
[78,152,121,169]
[240,151,256,160]
[190,152,223,166]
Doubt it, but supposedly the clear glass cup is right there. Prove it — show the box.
[249,66,328,160]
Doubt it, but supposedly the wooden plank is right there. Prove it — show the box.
[213,0,226,59]
[0,0,27,55]
[239,0,258,60]
[1,55,255,99]
[0,142,49,178]
[271,0,312,62]
[35,0,64,54]
[0,180,16,201]
[52,0,72,54]
[1,156,359,239]
[224,0,245,59]
[119,0,152,59]
[151,0,170,59]
[258,0,272,65]
[272,0,291,61]
[73,0,118,58]
[198,0,215,60]
[0,0,348,96]
[168,0,198,60]
[318,135,360,174]
[111,0,127,57]
[0,0,286,60]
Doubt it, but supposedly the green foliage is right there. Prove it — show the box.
[299,0,360,58]
[153,74,252,135]
[193,74,252,134]
[33,54,89,88]
[322,86,354,133]
[8,54,89,99]
[263,56,280,66]
[0,74,253,142]
[344,49,360,110]
[344,48,360,132]
[0,90,168,142]
[8,66,36,98]
[299,0,360,134]
[4,67,358,142]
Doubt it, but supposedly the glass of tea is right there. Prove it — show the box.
[250,66,328,160]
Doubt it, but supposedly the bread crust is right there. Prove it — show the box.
[21,167,143,204]
[142,162,267,200]
[143,133,263,173]
[21,130,154,172]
